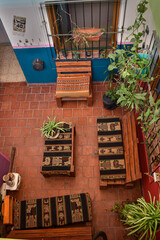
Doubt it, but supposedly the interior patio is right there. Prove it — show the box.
[0,45,143,240]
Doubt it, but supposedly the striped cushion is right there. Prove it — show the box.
[56,76,90,97]
[14,193,92,229]
[97,117,126,180]
[41,123,73,175]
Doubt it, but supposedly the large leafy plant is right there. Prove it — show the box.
[111,192,160,240]
[105,82,120,102]
[107,0,160,132]
[107,0,151,109]
[121,192,160,240]
[137,95,160,133]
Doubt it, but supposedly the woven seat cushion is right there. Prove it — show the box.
[97,117,126,180]
[14,193,92,230]
[56,76,90,98]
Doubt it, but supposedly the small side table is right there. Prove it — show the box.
[0,173,21,200]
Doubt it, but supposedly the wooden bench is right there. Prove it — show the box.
[2,194,93,240]
[100,111,142,189]
[3,195,108,240]
[55,61,92,107]
[7,226,92,240]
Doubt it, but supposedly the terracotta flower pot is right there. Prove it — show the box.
[73,28,103,42]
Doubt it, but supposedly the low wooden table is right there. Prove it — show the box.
[41,123,75,176]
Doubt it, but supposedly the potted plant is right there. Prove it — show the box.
[104,0,160,130]
[106,0,151,99]
[66,27,104,58]
[72,28,104,42]
[72,50,81,60]
[103,83,119,110]
[111,192,160,240]
[40,117,67,139]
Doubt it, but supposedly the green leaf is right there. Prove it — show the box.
[144,108,151,118]
[137,115,142,120]
[108,64,117,71]
[149,95,155,105]
[121,70,129,78]
[127,26,132,31]
[135,93,146,100]
[108,53,116,59]
[131,46,137,51]
[115,49,125,55]
[130,38,136,42]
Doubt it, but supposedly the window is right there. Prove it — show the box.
[45,0,120,59]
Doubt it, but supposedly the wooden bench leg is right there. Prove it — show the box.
[56,97,62,107]
[87,95,92,106]
[2,195,14,225]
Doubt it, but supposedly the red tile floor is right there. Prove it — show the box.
[0,82,142,240]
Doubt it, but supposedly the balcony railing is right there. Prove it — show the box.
[142,31,160,175]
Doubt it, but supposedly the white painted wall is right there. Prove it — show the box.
[118,0,155,48]
[0,0,52,48]
[0,0,156,49]
[0,19,10,44]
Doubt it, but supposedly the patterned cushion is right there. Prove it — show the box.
[97,117,126,180]
[14,193,92,230]
[41,124,73,175]
[56,76,90,98]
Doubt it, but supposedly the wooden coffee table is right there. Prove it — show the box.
[41,123,75,176]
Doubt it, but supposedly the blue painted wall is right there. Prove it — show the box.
[14,46,111,83]
[14,47,57,84]
[14,44,132,84]
[91,58,110,82]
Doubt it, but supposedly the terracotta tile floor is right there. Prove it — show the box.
[0,81,142,240]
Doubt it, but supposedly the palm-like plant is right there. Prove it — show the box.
[40,117,67,138]
[121,192,160,240]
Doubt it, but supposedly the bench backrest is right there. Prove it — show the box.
[56,61,92,78]
[122,111,142,183]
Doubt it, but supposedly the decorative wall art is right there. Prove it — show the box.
[13,16,26,32]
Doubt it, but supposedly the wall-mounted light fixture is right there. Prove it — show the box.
[33,59,44,71]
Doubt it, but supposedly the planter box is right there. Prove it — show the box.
[73,28,102,42]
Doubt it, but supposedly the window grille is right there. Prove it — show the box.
[41,0,122,59]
